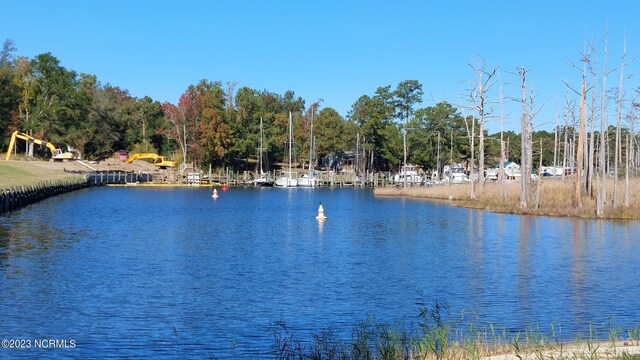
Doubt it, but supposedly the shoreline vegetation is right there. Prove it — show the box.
[374,178,640,221]
[272,303,640,360]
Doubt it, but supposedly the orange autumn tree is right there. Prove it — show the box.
[161,80,230,167]
[194,80,230,166]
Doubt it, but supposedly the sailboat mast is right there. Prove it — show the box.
[259,117,264,174]
[356,132,360,174]
[309,109,314,172]
[289,111,292,179]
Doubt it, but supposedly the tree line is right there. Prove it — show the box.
[1,38,638,197]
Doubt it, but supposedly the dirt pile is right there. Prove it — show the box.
[86,158,157,172]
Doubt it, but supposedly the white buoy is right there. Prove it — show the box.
[212,188,219,199]
[316,203,327,220]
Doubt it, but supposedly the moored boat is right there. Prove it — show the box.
[254,117,274,187]
[297,172,318,187]
[275,112,298,188]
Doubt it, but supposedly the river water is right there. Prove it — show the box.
[0,186,639,358]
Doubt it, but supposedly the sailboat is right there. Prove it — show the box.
[254,117,274,187]
[275,112,298,187]
[298,109,318,187]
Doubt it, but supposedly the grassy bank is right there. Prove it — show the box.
[374,179,640,220]
[0,159,81,189]
[271,304,640,359]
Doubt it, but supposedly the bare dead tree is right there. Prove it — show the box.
[468,57,499,192]
[597,28,610,217]
[631,99,639,177]
[613,37,627,208]
[161,101,191,164]
[562,48,592,207]
[563,93,569,181]
[554,99,559,175]
[625,134,630,207]
[462,109,477,200]
[514,67,542,209]
[535,139,543,209]
[571,109,578,176]
[589,42,598,197]
[225,81,237,111]
[575,53,588,208]
[518,68,530,208]
[499,84,507,200]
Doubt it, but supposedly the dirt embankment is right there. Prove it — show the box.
[68,157,159,173]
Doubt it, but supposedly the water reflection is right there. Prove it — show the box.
[517,215,532,323]
[0,200,86,273]
[465,210,485,306]
[317,218,325,236]
[567,221,581,326]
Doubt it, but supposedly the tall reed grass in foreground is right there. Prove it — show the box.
[374,178,640,220]
[271,302,640,360]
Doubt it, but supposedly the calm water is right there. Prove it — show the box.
[1,186,639,358]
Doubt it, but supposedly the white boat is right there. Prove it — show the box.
[297,172,318,187]
[394,164,423,185]
[275,172,298,187]
[254,117,274,187]
[254,173,274,187]
[275,112,297,187]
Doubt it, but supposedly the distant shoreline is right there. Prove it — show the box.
[4,159,639,220]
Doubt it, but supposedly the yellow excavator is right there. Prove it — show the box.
[4,130,79,161]
[125,153,177,169]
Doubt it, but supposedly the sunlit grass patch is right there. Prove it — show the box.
[0,160,81,188]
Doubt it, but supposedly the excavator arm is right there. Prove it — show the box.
[5,131,58,160]
[5,131,18,161]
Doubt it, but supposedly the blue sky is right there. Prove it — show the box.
[1,1,638,133]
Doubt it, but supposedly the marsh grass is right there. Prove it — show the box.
[619,354,640,360]
[272,303,640,360]
[627,325,640,346]
[374,178,640,220]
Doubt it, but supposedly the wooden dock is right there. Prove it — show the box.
[86,169,404,188]
[205,170,395,187]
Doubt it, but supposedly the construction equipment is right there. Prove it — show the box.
[125,153,177,169]
[4,130,80,161]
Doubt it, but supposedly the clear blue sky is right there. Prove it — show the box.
[1,1,638,133]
